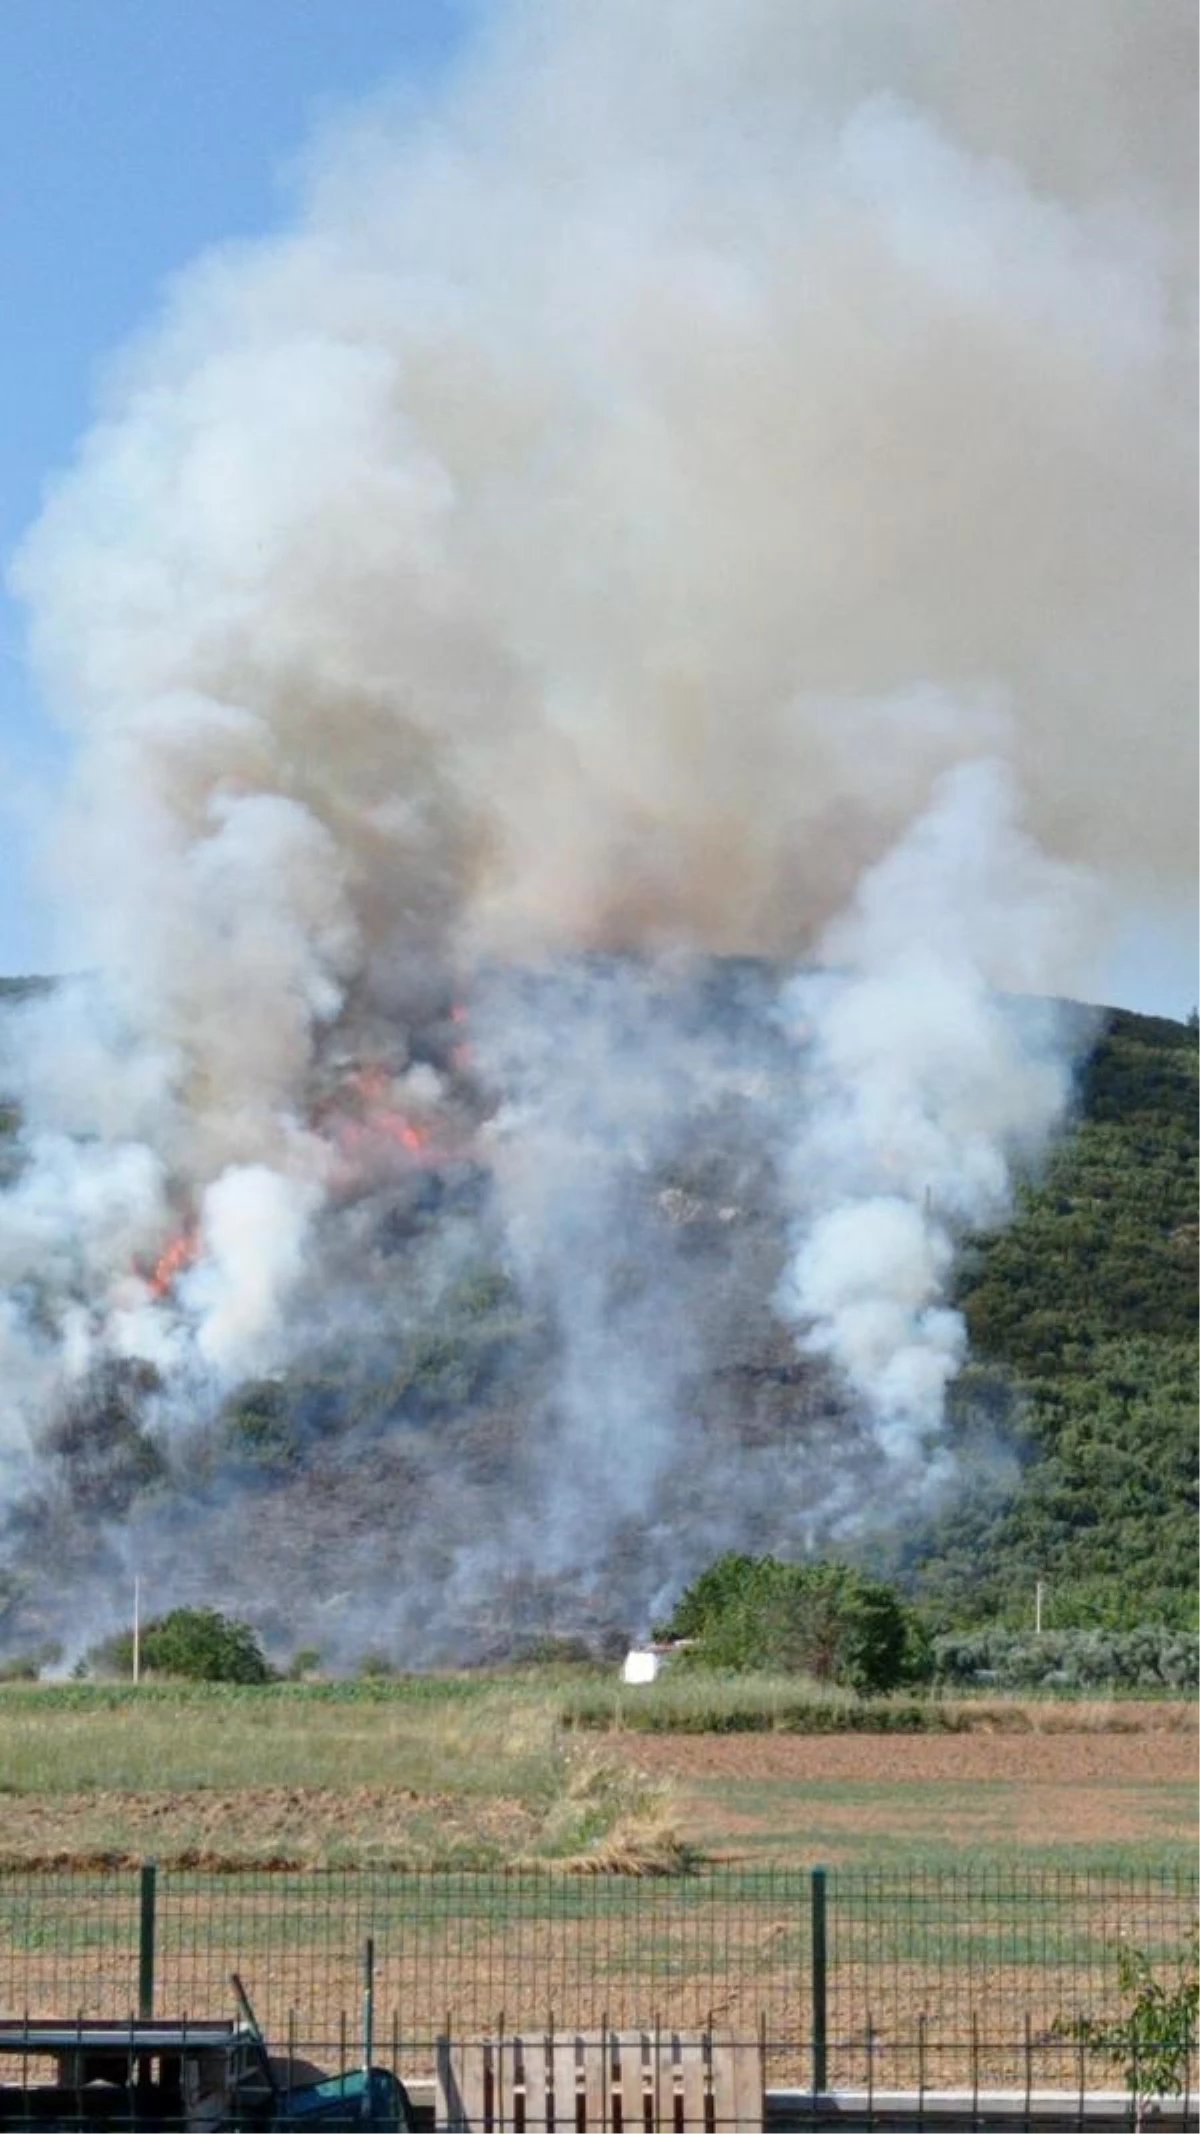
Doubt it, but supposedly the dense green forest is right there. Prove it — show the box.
[906,1008,1197,1630]
[0,985,1194,1662]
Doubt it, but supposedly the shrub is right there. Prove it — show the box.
[90,1606,273,1683]
[220,1382,298,1472]
[43,1360,166,1516]
[931,1627,1200,1691]
[662,1553,920,1694]
[1057,1938,1199,2128]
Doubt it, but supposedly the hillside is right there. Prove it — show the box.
[0,984,1194,1665]
[906,1007,1198,1630]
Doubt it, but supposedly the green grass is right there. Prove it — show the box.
[678,1758,1197,1874]
[0,1671,1189,1786]
[0,1680,570,1794]
[0,1672,975,1800]
[0,1679,689,1870]
[562,1672,970,1732]
[708,1828,1196,1874]
[0,1676,1192,1874]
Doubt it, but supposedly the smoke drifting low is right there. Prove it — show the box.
[0,1,1193,1658]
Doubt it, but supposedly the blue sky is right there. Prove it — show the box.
[0,0,472,975]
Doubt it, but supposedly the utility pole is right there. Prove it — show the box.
[133,1575,141,1684]
[1035,1579,1045,1635]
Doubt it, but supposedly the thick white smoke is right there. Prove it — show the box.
[776,760,1089,1480]
[0,1,1194,1640]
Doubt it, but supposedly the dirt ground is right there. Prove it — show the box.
[0,1783,543,1867]
[609,1720,1198,1858]
[620,1724,1197,1785]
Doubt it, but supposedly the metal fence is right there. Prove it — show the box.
[0,1863,1194,2096]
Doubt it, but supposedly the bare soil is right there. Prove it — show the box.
[0,1783,542,1867]
[610,1714,1197,1859]
[621,1724,1197,1785]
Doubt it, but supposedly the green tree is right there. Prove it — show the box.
[663,1552,918,1693]
[1058,1939,1199,2129]
[92,1606,273,1683]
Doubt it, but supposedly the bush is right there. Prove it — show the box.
[356,1650,398,1679]
[931,1626,1200,1692]
[0,1638,61,1682]
[661,1553,921,1694]
[1057,1938,1199,2127]
[89,1606,273,1683]
[286,1646,322,1681]
[220,1382,298,1473]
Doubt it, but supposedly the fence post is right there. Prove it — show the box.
[811,1865,828,2099]
[138,1861,157,2019]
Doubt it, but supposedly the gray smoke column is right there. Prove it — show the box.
[0,2,1194,1571]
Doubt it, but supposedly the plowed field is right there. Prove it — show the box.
[608,1716,1198,1860]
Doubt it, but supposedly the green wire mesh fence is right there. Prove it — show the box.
[0,1864,1194,2094]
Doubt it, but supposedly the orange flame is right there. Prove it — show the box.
[336,1064,436,1157]
[147,1225,199,1299]
[333,1110,433,1166]
[374,1113,430,1155]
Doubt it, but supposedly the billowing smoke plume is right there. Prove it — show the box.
[0,0,1193,1656]
[775,760,1089,1475]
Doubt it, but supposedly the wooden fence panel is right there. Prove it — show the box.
[436,2028,764,2132]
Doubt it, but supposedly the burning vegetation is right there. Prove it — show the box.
[0,2,1193,1668]
[145,1224,200,1300]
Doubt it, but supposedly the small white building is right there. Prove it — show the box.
[620,1640,687,1685]
[621,1647,660,1685]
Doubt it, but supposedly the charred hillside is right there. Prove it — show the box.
[0,958,870,1664]
[0,978,1194,1668]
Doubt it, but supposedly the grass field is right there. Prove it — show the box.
[0,1678,681,1870]
[0,1678,1193,2091]
[0,1677,1193,1871]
